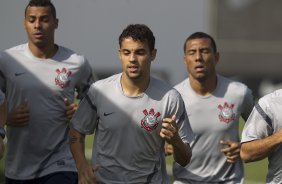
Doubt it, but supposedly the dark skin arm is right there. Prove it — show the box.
[7,100,29,126]
[160,115,192,166]
[7,98,77,126]
[64,98,78,121]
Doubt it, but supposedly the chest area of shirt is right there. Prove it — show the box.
[98,96,168,134]
[7,59,80,91]
[187,99,241,133]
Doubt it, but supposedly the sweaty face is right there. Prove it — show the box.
[119,37,156,81]
[24,6,58,48]
[184,38,219,81]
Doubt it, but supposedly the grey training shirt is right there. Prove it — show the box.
[71,73,194,184]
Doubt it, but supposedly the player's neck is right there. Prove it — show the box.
[28,42,58,59]
[189,75,217,96]
[120,74,150,97]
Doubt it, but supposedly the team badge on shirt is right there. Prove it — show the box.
[55,68,72,88]
[218,102,235,123]
[141,108,161,132]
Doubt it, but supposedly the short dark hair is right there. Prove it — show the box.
[25,0,56,18]
[119,24,155,51]
[184,32,217,53]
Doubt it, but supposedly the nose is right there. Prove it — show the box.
[129,53,136,62]
[195,51,202,61]
[34,20,41,29]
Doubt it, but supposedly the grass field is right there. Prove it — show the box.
[0,121,268,183]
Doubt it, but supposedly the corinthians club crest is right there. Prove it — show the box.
[55,68,72,88]
[141,108,161,132]
[218,102,235,123]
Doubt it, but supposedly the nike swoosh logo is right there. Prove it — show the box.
[14,72,26,76]
[104,112,114,116]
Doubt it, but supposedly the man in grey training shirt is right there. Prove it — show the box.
[166,32,254,183]
[241,89,282,183]
[69,24,194,184]
[0,0,94,183]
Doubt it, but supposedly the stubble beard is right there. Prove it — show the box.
[125,70,143,80]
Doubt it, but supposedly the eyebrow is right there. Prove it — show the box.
[26,15,49,21]
[186,47,210,51]
[121,48,146,52]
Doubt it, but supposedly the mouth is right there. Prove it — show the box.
[33,32,44,39]
[195,65,205,72]
[128,65,139,72]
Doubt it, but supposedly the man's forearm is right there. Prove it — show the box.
[172,136,192,167]
[241,131,282,162]
[69,128,88,169]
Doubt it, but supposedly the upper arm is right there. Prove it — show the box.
[76,58,95,100]
[241,88,255,121]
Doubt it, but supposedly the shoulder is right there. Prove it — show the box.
[4,44,27,55]
[91,73,120,89]
[87,74,120,98]
[150,77,182,100]
[0,44,27,64]
[259,89,282,107]
[254,89,282,123]
[219,75,247,88]
[174,78,189,94]
[219,75,251,96]
[57,45,88,64]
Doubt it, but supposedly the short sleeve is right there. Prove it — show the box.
[70,84,98,134]
[76,57,95,100]
[241,87,255,121]
[171,90,194,144]
[241,100,273,143]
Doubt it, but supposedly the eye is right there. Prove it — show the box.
[40,16,50,22]
[200,48,211,54]
[122,50,130,56]
[27,17,36,23]
[136,50,146,56]
[186,50,195,55]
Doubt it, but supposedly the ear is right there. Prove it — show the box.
[55,18,59,29]
[23,19,27,32]
[183,55,188,66]
[151,49,157,61]
[215,52,220,64]
[118,49,122,60]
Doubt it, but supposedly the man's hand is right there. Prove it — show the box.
[160,115,192,166]
[164,142,173,156]
[7,101,29,126]
[64,98,77,121]
[78,163,100,184]
[220,140,241,164]
[160,115,179,144]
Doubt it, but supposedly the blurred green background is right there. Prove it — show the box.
[0,121,267,183]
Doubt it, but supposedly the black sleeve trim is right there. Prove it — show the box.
[254,103,273,130]
[85,94,97,112]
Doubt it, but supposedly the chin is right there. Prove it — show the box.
[125,71,142,79]
[129,75,142,80]
[197,76,208,82]
[33,42,46,48]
